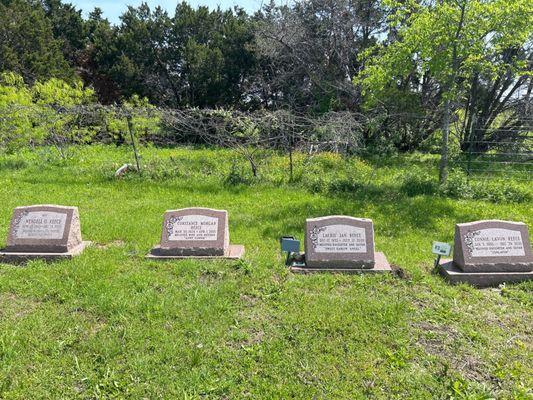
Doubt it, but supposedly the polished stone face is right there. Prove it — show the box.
[158,208,229,256]
[166,214,219,242]
[305,216,375,269]
[453,220,533,272]
[14,211,67,240]
[5,205,82,253]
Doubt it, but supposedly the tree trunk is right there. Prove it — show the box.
[127,115,141,173]
[439,99,450,184]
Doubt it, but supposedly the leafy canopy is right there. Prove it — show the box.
[356,0,533,106]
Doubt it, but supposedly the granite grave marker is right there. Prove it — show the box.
[290,215,391,273]
[147,207,244,259]
[438,220,533,287]
[0,205,90,262]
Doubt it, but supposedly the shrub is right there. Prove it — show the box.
[440,170,531,203]
[400,169,438,196]
[225,161,254,185]
[440,170,474,199]
[470,180,531,203]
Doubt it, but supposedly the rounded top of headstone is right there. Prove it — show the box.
[14,204,78,211]
[456,220,526,228]
[306,215,372,223]
[164,207,228,214]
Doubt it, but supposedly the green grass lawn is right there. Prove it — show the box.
[0,145,531,399]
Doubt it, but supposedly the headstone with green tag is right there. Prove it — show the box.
[437,220,533,287]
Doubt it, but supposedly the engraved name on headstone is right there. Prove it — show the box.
[454,220,533,273]
[465,228,525,258]
[14,211,68,240]
[3,205,85,256]
[310,224,367,253]
[166,215,219,242]
[305,216,375,269]
[158,208,229,256]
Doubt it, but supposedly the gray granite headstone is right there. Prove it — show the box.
[305,216,375,269]
[156,208,229,256]
[453,220,533,272]
[5,205,82,253]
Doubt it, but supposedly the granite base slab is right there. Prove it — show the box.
[0,241,92,264]
[290,251,391,274]
[146,244,245,260]
[438,259,533,287]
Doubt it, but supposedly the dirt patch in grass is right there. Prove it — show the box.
[70,306,108,337]
[198,269,226,285]
[227,294,268,349]
[391,265,411,280]
[413,320,500,389]
[0,292,42,319]
[239,293,259,306]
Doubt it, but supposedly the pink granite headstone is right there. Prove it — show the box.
[155,208,229,256]
[453,220,533,272]
[305,216,375,269]
[5,205,83,253]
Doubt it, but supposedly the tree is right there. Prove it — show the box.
[79,8,121,104]
[0,72,95,155]
[252,0,386,112]
[357,0,532,182]
[0,0,74,83]
[31,76,96,157]
[40,0,87,65]
[85,2,256,108]
[0,72,39,151]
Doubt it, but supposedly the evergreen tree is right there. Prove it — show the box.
[0,0,74,83]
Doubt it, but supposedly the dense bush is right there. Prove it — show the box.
[400,170,439,196]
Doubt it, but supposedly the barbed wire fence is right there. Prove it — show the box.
[450,119,533,182]
[0,105,368,180]
[1,104,532,182]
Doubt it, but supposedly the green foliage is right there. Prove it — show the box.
[440,170,474,199]
[440,170,531,203]
[358,0,532,104]
[0,74,165,161]
[224,160,255,185]
[300,154,376,194]
[356,0,533,151]
[41,0,87,64]
[104,95,161,143]
[401,169,439,197]
[85,2,255,107]
[0,0,74,83]
[0,72,39,152]
[0,73,95,154]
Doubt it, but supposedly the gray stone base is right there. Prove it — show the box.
[290,251,391,274]
[458,261,533,273]
[0,241,92,264]
[146,244,245,260]
[438,259,533,287]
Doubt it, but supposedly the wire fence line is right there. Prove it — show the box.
[0,104,367,154]
[451,123,532,181]
[1,104,532,181]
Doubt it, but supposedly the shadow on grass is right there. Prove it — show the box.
[258,181,474,240]
[0,159,28,171]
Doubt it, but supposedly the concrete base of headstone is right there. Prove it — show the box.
[290,251,391,274]
[438,259,533,287]
[146,244,245,260]
[0,241,91,264]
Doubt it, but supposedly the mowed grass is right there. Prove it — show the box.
[0,145,531,399]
